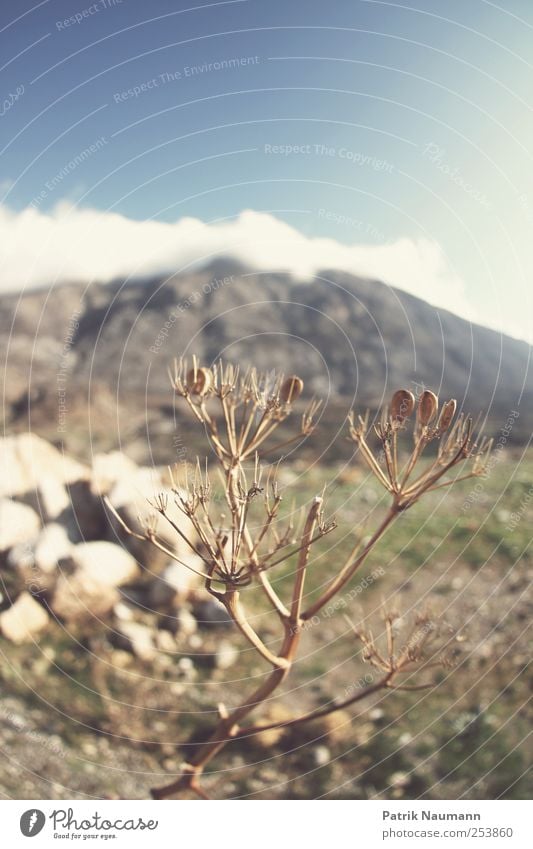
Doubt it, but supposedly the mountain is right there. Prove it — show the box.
[1,262,531,459]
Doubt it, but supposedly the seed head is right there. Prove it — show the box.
[280,375,304,404]
[390,389,415,423]
[186,366,213,396]
[417,390,439,426]
[437,399,456,432]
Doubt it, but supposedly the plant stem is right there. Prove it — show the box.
[151,630,300,799]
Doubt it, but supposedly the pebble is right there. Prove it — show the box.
[214,640,239,670]
[389,770,410,788]
[369,708,385,722]
[155,630,176,652]
[313,745,331,766]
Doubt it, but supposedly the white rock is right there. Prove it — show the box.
[6,540,36,571]
[389,771,410,788]
[115,621,156,661]
[174,606,198,636]
[91,451,139,497]
[157,605,198,636]
[34,523,73,573]
[155,629,176,652]
[0,499,40,551]
[107,471,199,572]
[214,640,239,670]
[369,708,385,722]
[64,541,139,587]
[22,476,69,522]
[313,745,331,766]
[149,561,200,608]
[51,571,119,622]
[113,601,135,621]
[0,592,49,644]
[108,467,163,511]
[0,434,88,498]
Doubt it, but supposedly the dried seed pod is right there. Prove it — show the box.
[417,390,439,426]
[437,399,456,432]
[280,375,304,403]
[390,389,415,423]
[186,366,213,396]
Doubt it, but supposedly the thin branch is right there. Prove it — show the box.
[103,497,211,580]
[289,497,322,626]
[223,591,290,670]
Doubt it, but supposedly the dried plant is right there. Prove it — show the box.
[106,360,491,799]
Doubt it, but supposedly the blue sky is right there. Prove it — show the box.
[1,0,532,341]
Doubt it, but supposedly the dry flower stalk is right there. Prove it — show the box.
[106,359,491,800]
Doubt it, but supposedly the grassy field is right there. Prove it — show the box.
[1,446,531,800]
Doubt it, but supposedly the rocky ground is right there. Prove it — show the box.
[0,434,531,800]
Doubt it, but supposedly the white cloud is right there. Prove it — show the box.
[0,202,477,324]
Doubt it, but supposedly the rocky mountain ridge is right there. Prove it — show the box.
[2,263,531,456]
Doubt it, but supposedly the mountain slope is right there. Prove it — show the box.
[1,263,531,452]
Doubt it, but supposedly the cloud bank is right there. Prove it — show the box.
[0,202,476,324]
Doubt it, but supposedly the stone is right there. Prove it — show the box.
[104,466,160,510]
[167,554,204,597]
[61,541,139,587]
[213,640,239,670]
[289,709,352,746]
[6,550,49,602]
[21,476,70,523]
[149,561,200,609]
[155,629,176,653]
[51,571,119,623]
[0,592,49,644]
[0,433,88,498]
[106,471,198,573]
[157,602,199,636]
[174,606,198,636]
[177,656,195,675]
[249,704,294,749]
[6,540,36,572]
[111,650,132,668]
[313,745,331,766]
[148,568,180,609]
[369,708,385,722]
[353,722,374,746]
[388,771,410,788]
[114,621,156,661]
[34,523,73,573]
[117,586,146,608]
[63,480,107,541]
[193,598,234,629]
[6,523,71,600]
[91,451,139,497]
[314,710,352,745]
[113,601,135,621]
[0,499,40,551]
